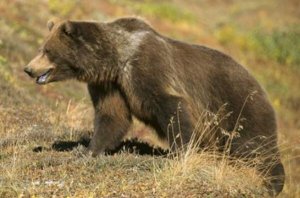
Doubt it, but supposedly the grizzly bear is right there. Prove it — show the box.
[24,17,284,195]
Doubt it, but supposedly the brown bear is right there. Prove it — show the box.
[24,17,284,195]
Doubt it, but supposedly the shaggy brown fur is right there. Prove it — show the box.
[24,17,284,195]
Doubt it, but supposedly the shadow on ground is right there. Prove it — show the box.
[33,137,169,156]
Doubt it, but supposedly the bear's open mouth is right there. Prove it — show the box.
[36,69,53,84]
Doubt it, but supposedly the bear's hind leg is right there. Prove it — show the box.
[230,135,285,196]
[258,150,285,196]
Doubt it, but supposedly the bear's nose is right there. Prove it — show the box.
[24,67,34,77]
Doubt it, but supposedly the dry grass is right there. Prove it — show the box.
[0,100,268,197]
[0,0,299,197]
[0,151,267,197]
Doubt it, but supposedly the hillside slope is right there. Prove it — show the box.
[0,0,299,197]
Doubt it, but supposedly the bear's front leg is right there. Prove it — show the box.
[88,84,131,156]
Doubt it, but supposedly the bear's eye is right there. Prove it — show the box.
[38,48,50,54]
[44,48,50,54]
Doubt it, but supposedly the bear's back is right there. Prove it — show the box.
[109,17,157,33]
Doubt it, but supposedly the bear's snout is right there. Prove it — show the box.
[24,67,34,78]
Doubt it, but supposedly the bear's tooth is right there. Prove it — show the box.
[38,75,47,83]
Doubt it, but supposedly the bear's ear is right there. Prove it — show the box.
[47,20,55,31]
[62,21,79,37]
[47,18,61,31]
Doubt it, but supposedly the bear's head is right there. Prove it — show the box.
[24,19,118,84]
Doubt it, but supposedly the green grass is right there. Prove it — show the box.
[215,24,300,69]
[48,0,78,16]
[254,26,300,69]
[110,0,196,24]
